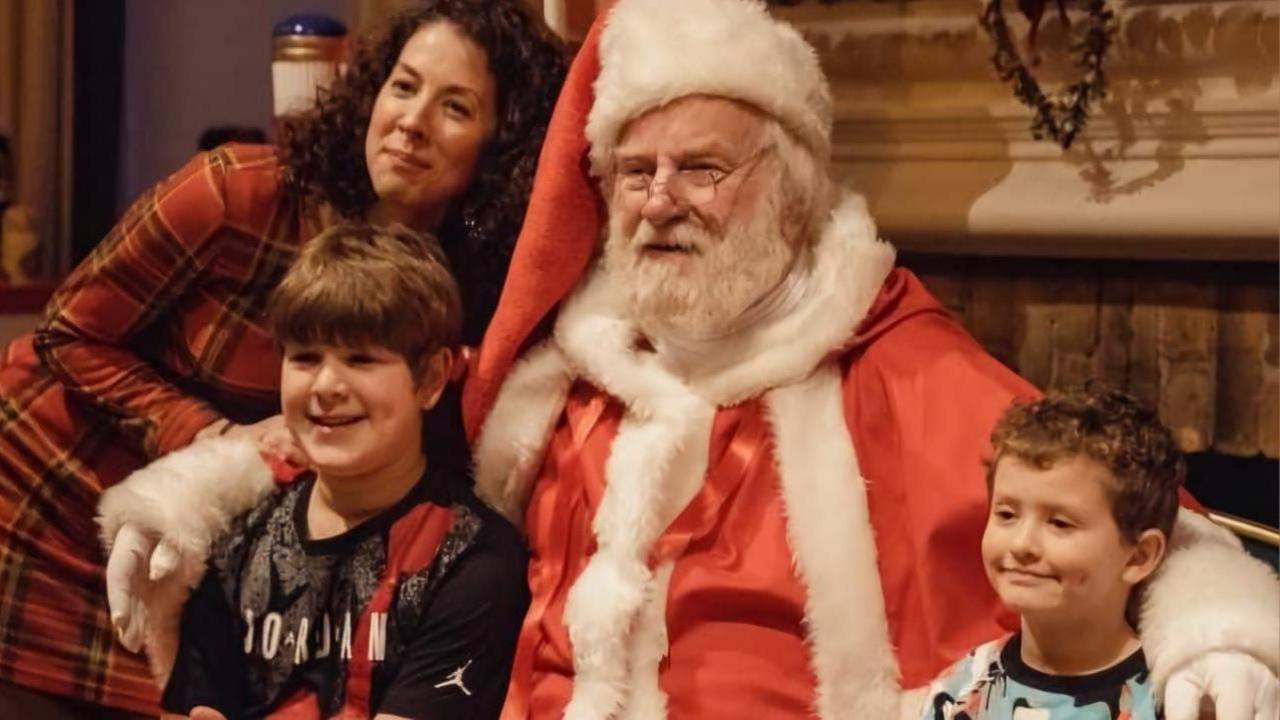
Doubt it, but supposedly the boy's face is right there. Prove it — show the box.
[981,455,1154,625]
[280,343,447,484]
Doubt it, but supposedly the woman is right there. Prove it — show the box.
[0,2,565,716]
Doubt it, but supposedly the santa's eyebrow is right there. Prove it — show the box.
[676,149,733,165]
[612,150,652,166]
[612,142,739,167]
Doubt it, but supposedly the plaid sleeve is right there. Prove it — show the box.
[35,150,231,457]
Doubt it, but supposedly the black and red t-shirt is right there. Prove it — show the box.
[162,462,529,719]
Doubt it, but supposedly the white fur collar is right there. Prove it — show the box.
[555,193,895,407]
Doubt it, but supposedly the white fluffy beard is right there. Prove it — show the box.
[603,183,797,337]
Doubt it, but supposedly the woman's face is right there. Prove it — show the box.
[364,21,497,230]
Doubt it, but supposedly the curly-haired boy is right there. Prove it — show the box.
[920,388,1183,719]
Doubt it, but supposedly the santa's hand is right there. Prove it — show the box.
[105,524,154,651]
[105,524,185,652]
[1163,651,1279,720]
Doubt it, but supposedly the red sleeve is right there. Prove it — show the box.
[35,151,230,456]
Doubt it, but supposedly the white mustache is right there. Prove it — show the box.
[629,220,709,254]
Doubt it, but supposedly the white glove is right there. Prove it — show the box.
[104,524,182,653]
[1164,651,1279,720]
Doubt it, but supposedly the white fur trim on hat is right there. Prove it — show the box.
[585,0,832,175]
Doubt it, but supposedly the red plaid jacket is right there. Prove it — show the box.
[0,144,319,714]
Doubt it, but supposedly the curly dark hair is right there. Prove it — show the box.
[279,0,567,344]
[987,386,1184,542]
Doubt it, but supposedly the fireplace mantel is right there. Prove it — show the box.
[773,0,1279,260]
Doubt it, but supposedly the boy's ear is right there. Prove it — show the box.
[415,349,454,411]
[1122,528,1167,586]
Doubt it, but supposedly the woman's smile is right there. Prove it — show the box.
[384,148,433,172]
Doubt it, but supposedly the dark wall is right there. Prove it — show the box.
[72,0,124,264]
[116,0,347,215]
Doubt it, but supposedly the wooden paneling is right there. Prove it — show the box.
[905,254,1278,458]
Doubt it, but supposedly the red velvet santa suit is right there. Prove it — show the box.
[473,197,1036,719]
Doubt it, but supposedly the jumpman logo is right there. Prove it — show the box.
[434,659,474,696]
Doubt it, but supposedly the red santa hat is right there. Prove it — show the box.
[461,0,832,438]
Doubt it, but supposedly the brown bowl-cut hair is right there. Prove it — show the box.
[268,223,462,381]
[986,387,1184,542]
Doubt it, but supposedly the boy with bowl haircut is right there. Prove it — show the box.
[108,224,529,719]
[921,388,1182,720]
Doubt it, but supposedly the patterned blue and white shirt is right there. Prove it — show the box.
[920,633,1161,720]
